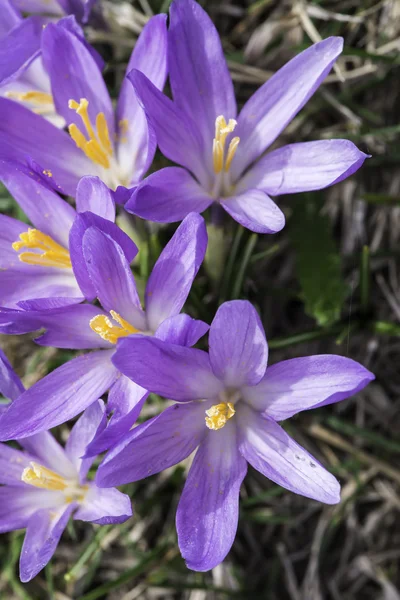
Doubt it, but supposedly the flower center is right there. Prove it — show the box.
[212,115,240,174]
[5,90,55,116]
[90,310,140,344]
[21,461,87,502]
[205,402,236,431]
[68,98,113,169]
[12,228,72,269]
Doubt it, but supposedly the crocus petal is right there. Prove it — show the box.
[0,160,76,247]
[221,189,285,234]
[0,16,42,85]
[0,444,34,485]
[82,227,146,330]
[58,1,92,23]
[112,184,135,206]
[105,375,145,426]
[0,350,117,439]
[65,400,106,480]
[19,431,77,479]
[233,37,344,177]
[243,355,374,420]
[0,347,24,401]
[117,14,167,184]
[237,404,340,504]
[0,97,94,196]
[145,213,207,330]
[69,212,138,301]
[76,176,116,221]
[0,213,31,272]
[239,140,368,196]
[0,487,55,533]
[97,401,206,486]
[155,314,209,347]
[74,487,132,525]
[177,420,247,572]
[0,0,20,36]
[0,269,82,309]
[85,376,147,457]
[12,0,62,16]
[209,300,268,388]
[18,297,83,310]
[128,70,208,185]
[0,306,51,335]
[42,22,114,138]
[168,0,236,156]
[126,167,213,223]
[82,0,97,23]
[20,504,74,583]
[33,303,112,349]
[56,15,104,70]
[113,337,223,402]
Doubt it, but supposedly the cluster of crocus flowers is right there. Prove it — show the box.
[0,210,208,450]
[0,0,375,582]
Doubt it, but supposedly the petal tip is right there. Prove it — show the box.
[323,36,344,55]
[324,479,341,505]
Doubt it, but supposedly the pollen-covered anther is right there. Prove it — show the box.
[5,90,55,115]
[212,115,240,174]
[68,98,113,169]
[205,402,236,431]
[12,228,72,269]
[90,310,139,344]
[22,462,68,491]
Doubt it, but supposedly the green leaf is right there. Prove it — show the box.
[290,194,348,326]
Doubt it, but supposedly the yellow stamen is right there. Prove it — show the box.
[90,310,139,344]
[85,139,110,169]
[225,137,240,172]
[97,113,113,155]
[22,462,68,491]
[12,229,71,269]
[5,90,54,106]
[68,123,87,150]
[205,402,235,431]
[212,139,224,174]
[68,98,113,168]
[69,98,95,139]
[212,115,240,174]
[43,169,52,177]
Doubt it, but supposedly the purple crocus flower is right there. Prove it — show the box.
[0,14,167,197]
[0,162,136,308]
[0,8,104,126]
[0,213,209,451]
[0,354,132,582]
[126,0,368,233]
[0,2,64,126]
[97,300,374,571]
